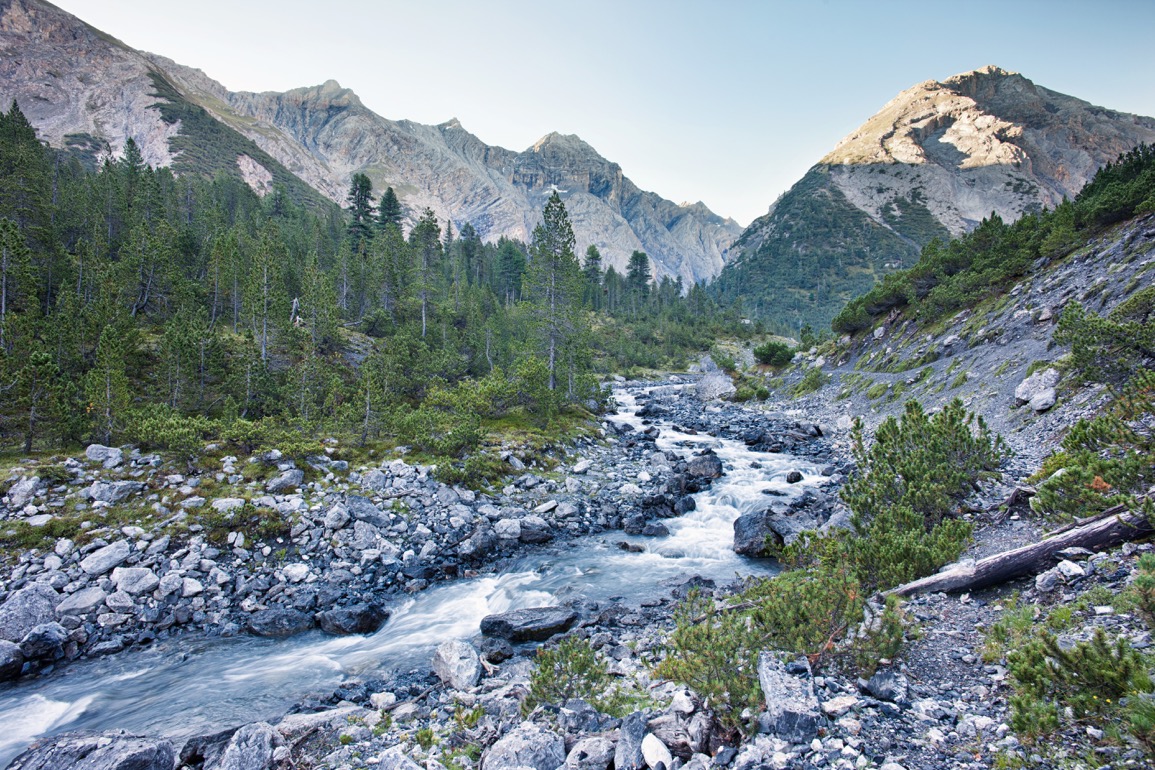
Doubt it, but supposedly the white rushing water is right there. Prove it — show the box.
[0,384,823,766]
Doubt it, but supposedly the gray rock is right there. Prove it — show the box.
[8,732,174,770]
[1029,388,1056,412]
[324,504,350,530]
[20,622,69,661]
[80,540,132,576]
[458,523,496,559]
[432,640,481,690]
[686,451,723,479]
[347,495,390,528]
[105,591,135,613]
[7,477,42,509]
[56,587,108,616]
[641,734,673,770]
[494,519,521,540]
[85,481,145,504]
[480,606,578,642]
[211,722,283,770]
[863,669,908,703]
[361,469,389,492]
[565,736,615,770]
[0,638,24,680]
[211,498,245,513]
[85,444,124,468]
[482,722,565,770]
[111,567,160,595]
[614,711,647,770]
[377,747,423,770]
[266,469,304,494]
[518,515,553,544]
[247,608,314,638]
[0,583,60,643]
[757,652,823,744]
[733,511,776,556]
[1014,367,1060,405]
[316,604,389,635]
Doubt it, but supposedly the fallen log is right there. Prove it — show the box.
[886,504,1152,598]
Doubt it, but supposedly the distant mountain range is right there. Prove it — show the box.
[0,0,740,285]
[714,65,1155,332]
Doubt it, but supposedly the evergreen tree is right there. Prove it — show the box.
[524,192,584,393]
[346,172,375,251]
[409,208,442,338]
[582,244,603,310]
[86,325,132,445]
[17,349,61,453]
[376,186,404,231]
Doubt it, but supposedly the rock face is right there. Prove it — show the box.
[719,65,1155,330]
[0,0,740,286]
[8,732,176,770]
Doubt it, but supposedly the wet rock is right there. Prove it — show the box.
[757,653,823,744]
[480,606,579,642]
[0,639,24,680]
[480,636,514,664]
[316,604,389,635]
[641,522,670,537]
[266,469,304,494]
[458,523,496,559]
[732,511,775,557]
[80,540,133,576]
[565,736,615,770]
[111,567,159,596]
[246,608,315,638]
[212,722,283,770]
[20,622,69,661]
[686,451,723,479]
[614,711,647,770]
[0,583,59,642]
[483,721,565,770]
[785,471,803,484]
[518,515,553,544]
[8,732,175,770]
[432,639,481,690]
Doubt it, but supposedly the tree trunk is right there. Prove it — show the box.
[886,505,1152,598]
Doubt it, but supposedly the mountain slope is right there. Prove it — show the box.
[717,66,1155,333]
[0,0,739,284]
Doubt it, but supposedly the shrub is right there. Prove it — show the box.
[793,367,828,396]
[753,340,794,367]
[523,636,615,716]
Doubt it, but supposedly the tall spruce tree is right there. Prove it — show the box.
[376,186,403,231]
[525,192,584,393]
[346,172,375,251]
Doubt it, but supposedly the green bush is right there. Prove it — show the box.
[523,636,616,716]
[792,367,828,396]
[753,340,794,367]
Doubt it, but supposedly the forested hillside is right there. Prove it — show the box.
[0,102,744,478]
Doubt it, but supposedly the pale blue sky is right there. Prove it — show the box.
[52,0,1155,226]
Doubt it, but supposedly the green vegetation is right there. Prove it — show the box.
[833,144,1155,335]
[523,636,625,716]
[656,398,1001,736]
[753,340,794,367]
[792,367,828,396]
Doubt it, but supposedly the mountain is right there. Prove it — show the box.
[714,65,1155,333]
[0,0,740,284]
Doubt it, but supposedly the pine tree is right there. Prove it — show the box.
[86,325,132,446]
[346,172,375,251]
[377,186,404,231]
[409,208,442,338]
[524,192,584,392]
[17,348,61,453]
[582,244,603,310]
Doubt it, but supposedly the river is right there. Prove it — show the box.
[0,383,823,767]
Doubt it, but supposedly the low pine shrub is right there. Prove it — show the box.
[753,340,794,367]
[523,636,617,716]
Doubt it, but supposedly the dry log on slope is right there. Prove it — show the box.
[885,505,1152,598]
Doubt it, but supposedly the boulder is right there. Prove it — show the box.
[85,444,124,468]
[757,653,823,744]
[210,498,245,513]
[361,469,389,492]
[324,504,351,530]
[20,622,69,661]
[614,711,647,770]
[565,736,615,770]
[8,732,175,770]
[316,604,389,635]
[377,747,423,770]
[641,734,673,770]
[494,519,521,540]
[85,481,145,504]
[212,722,283,770]
[518,515,553,544]
[863,669,908,703]
[732,511,775,557]
[0,583,59,643]
[347,495,390,528]
[111,567,160,596]
[266,469,304,494]
[482,722,565,770]
[458,523,496,560]
[246,608,315,638]
[480,607,579,642]
[80,541,133,576]
[1014,367,1060,406]
[1029,388,1056,412]
[56,587,107,616]
[7,477,41,509]
[0,638,25,680]
[432,640,482,690]
[686,451,723,479]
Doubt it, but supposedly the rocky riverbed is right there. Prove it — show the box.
[3,378,1151,770]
